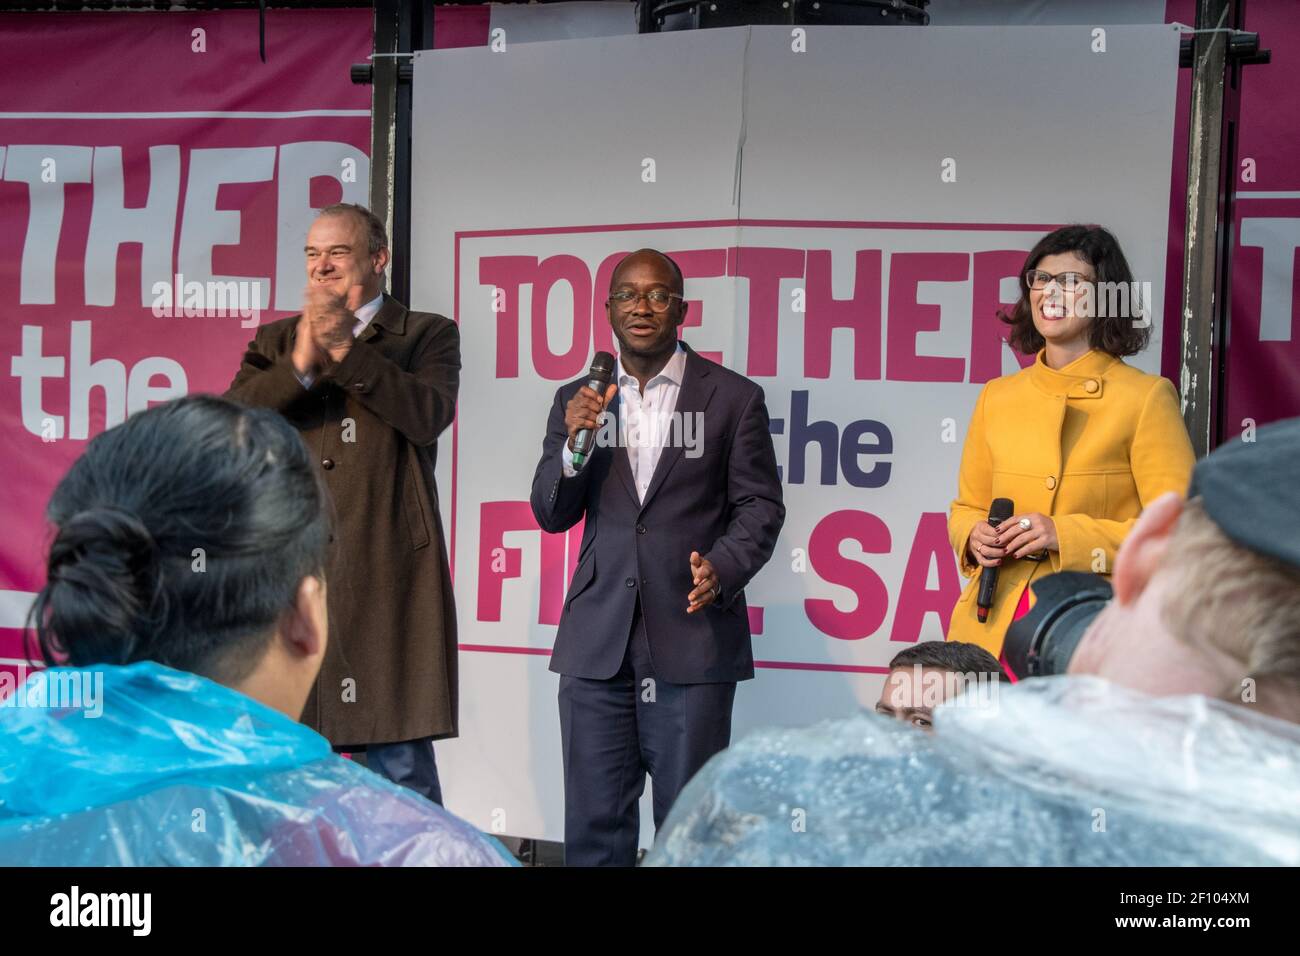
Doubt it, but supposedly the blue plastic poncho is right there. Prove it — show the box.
[645,676,1300,866]
[0,661,515,866]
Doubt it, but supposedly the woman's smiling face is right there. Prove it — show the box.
[1029,250,1095,349]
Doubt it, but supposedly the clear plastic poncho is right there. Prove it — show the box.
[645,676,1300,866]
[0,661,515,866]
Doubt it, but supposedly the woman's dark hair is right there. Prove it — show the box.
[27,395,332,683]
[1000,224,1151,357]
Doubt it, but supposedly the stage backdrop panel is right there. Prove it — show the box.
[411,24,1181,843]
[0,10,372,684]
[432,0,1300,434]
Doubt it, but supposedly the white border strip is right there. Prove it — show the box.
[0,110,370,120]
[1237,191,1300,200]
[0,590,36,630]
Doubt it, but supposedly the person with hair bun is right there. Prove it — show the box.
[947,225,1195,667]
[0,395,512,866]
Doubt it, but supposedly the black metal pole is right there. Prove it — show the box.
[1212,2,1247,448]
[387,0,423,306]
[1179,0,1234,457]
[370,0,401,299]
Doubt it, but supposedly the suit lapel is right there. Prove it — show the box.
[604,390,641,507]
[637,345,715,513]
[357,293,406,342]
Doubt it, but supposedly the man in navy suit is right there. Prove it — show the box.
[530,248,785,866]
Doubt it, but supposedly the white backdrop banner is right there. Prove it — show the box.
[411,25,1180,842]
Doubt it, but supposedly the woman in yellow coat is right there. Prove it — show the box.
[948,225,1195,661]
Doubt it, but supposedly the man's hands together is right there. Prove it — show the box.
[292,282,366,378]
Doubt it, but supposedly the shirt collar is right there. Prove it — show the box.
[617,342,686,388]
[352,293,386,334]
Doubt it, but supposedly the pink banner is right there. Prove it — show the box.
[0,10,372,678]
[1163,0,1300,439]
[1224,1,1300,438]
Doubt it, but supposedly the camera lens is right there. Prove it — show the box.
[1003,572,1114,679]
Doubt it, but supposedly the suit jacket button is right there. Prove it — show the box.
[625,577,636,588]
[636,524,646,534]
[1045,475,1056,489]
[322,458,335,470]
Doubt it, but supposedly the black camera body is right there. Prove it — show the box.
[1002,572,1114,679]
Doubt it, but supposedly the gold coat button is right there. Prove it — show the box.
[1045,475,1057,490]
[1084,380,1099,393]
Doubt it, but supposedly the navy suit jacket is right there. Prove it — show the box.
[530,344,785,684]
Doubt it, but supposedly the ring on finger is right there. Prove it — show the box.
[1018,517,1032,530]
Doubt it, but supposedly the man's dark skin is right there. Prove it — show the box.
[563,250,720,614]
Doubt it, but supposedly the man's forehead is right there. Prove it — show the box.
[885,665,950,690]
[611,253,676,286]
[887,666,921,684]
[307,214,363,243]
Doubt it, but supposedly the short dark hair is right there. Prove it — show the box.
[889,640,1007,681]
[319,202,387,255]
[1000,224,1151,358]
[612,248,684,296]
[28,395,332,684]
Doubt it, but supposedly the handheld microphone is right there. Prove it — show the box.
[571,351,616,472]
[977,497,1015,624]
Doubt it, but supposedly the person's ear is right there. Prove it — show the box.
[372,246,390,279]
[1111,491,1183,606]
[675,297,688,331]
[279,574,327,659]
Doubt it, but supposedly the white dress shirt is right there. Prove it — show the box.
[295,292,385,388]
[562,343,687,503]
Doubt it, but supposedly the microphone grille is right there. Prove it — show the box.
[589,351,616,381]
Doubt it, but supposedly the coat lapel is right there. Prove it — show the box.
[603,389,641,507]
[637,345,716,513]
[357,293,407,342]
